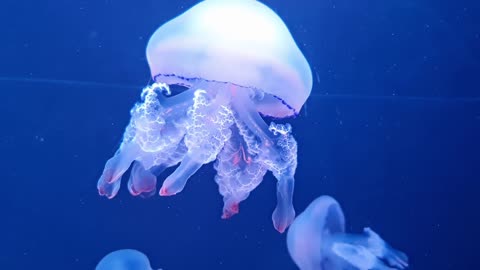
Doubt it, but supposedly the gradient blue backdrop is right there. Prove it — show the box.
[1,0,479,269]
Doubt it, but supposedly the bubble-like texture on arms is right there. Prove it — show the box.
[263,122,298,177]
[98,83,192,198]
[184,89,235,163]
[127,83,186,154]
[212,110,297,232]
[158,88,236,196]
[214,126,267,218]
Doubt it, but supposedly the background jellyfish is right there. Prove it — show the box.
[97,0,312,232]
[286,196,409,270]
[96,249,160,270]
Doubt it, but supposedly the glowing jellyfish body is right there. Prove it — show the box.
[97,0,312,233]
[286,196,409,270]
[96,249,156,270]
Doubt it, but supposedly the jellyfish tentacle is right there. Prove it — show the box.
[231,88,275,142]
[231,90,298,232]
[159,86,235,196]
[97,174,122,199]
[127,161,157,197]
[159,155,203,196]
[133,139,189,197]
[214,126,267,218]
[97,143,141,198]
[130,84,188,153]
[265,123,298,233]
[98,82,192,198]
[216,162,266,219]
[150,82,196,114]
[363,228,409,269]
[329,228,409,270]
[272,175,295,233]
[150,139,188,175]
[157,90,196,122]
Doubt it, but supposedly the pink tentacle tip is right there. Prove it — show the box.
[274,220,291,233]
[98,186,111,199]
[276,225,287,234]
[98,188,115,200]
[102,170,115,184]
[159,186,175,196]
[221,203,239,219]
[129,187,140,196]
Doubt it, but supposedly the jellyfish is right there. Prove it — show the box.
[286,196,409,270]
[96,249,159,270]
[97,0,312,233]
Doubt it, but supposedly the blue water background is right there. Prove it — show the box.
[1,0,479,269]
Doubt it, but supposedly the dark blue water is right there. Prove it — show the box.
[1,0,478,269]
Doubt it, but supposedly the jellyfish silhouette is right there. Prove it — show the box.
[96,249,159,270]
[286,196,409,270]
[97,0,312,233]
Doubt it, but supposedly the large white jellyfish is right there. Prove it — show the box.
[97,0,312,233]
[287,196,409,270]
[96,249,159,270]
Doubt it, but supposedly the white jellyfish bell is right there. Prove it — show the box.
[287,196,409,270]
[146,0,312,118]
[97,0,312,233]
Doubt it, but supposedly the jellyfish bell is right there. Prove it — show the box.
[287,196,409,270]
[146,0,313,118]
[96,249,156,270]
[287,196,346,270]
[98,0,311,233]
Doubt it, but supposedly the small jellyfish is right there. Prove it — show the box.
[96,249,159,270]
[97,0,312,233]
[286,196,409,270]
